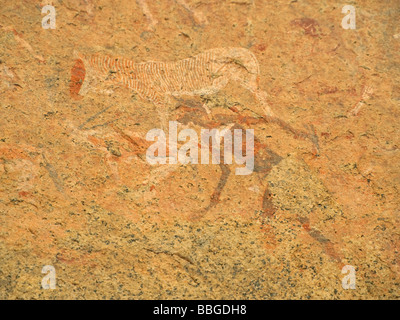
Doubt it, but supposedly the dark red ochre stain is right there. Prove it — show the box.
[299,216,342,262]
[70,58,86,100]
[291,18,320,37]
[262,187,276,217]
[255,43,267,52]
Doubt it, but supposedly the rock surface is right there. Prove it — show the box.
[0,0,399,299]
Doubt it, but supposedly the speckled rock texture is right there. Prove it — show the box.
[0,0,399,299]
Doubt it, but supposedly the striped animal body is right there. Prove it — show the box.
[70,47,274,126]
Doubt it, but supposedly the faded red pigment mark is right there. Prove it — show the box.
[18,191,31,197]
[255,43,267,52]
[291,18,320,37]
[70,58,86,100]
[262,187,276,217]
[299,216,342,262]
[317,86,339,96]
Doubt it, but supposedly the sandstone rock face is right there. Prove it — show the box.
[0,0,399,299]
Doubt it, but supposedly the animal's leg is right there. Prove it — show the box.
[207,164,231,210]
[175,0,208,25]
[157,107,169,132]
[254,89,275,117]
[236,73,275,118]
[152,95,181,163]
[203,75,230,118]
[152,95,171,131]
[201,102,212,119]
[261,185,276,217]
[189,163,231,221]
[136,0,159,31]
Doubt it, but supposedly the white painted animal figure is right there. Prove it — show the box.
[70,47,275,128]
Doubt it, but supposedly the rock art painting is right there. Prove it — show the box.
[1,0,399,301]
[70,47,275,129]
